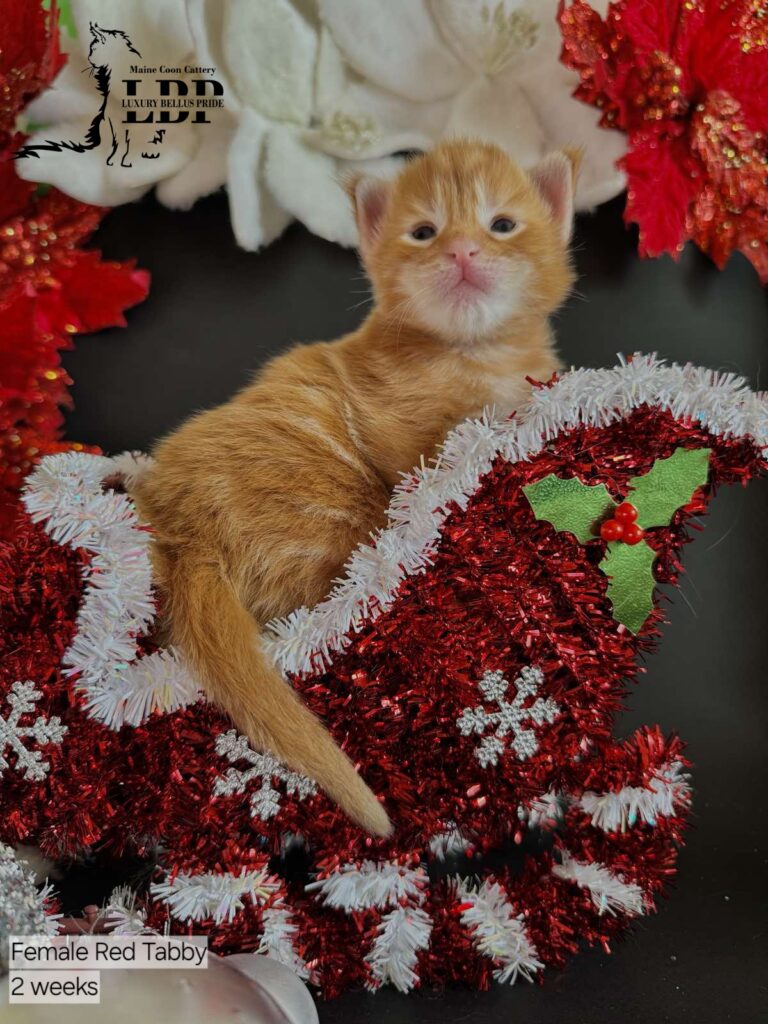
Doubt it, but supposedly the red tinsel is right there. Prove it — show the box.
[1,403,764,995]
[0,0,149,535]
[558,0,768,281]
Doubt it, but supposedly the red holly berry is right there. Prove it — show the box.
[622,522,646,546]
[600,519,624,542]
[615,502,639,524]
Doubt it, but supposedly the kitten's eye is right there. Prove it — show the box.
[409,223,437,242]
[490,217,517,235]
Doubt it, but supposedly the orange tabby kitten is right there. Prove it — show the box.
[134,139,577,837]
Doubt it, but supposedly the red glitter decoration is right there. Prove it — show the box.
[558,0,768,281]
[1,391,765,996]
[0,1,149,535]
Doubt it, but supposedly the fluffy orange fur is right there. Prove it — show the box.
[134,139,577,837]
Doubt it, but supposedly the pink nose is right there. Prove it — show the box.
[446,239,480,263]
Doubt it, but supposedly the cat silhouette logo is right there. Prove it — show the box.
[16,21,223,169]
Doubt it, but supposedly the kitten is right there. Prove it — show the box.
[134,139,577,837]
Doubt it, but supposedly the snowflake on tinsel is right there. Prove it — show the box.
[0,680,67,782]
[558,0,768,281]
[213,730,317,821]
[0,0,149,535]
[456,667,560,767]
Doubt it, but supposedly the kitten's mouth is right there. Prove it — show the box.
[445,271,490,299]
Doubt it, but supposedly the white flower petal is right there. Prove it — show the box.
[69,0,192,63]
[16,105,197,207]
[315,25,348,116]
[430,0,541,77]
[305,122,429,161]
[15,122,145,206]
[227,110,291,250]
[264,129,358,246]
[512,64,626,209]
[306,84,438,161]
[338,154,408,181]
[222,0,317,124]
[319,0,469,102]
[156,112,235,209]
[186,0,243,114]
[444,76,547,169]
[22,39,96,125]
[313,34,447,159]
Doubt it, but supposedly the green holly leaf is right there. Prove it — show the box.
[523,474,616,544]
[600,542,658,634]
[627,448,711,529]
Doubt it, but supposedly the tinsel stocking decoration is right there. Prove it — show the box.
[1,356,766,996]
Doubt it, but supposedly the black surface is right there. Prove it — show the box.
[63,192,768,1024]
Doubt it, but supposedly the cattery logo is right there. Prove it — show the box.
[15,21,224,168]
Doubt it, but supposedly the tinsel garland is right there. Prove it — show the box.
[1,357,766,996]
[0,0,149,535]
[558,0,768,281]
[0,842,60,970]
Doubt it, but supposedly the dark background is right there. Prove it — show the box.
[62,193,768,1024]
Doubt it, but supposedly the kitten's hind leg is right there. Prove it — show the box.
[105,117,118,166]
[120,129,132,168]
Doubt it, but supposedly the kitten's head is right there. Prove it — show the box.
[348,139,578,346]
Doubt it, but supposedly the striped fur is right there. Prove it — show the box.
[134,140,576,835]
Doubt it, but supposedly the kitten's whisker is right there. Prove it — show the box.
[383,283,433,348]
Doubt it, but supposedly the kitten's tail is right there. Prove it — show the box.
[165,556,392,838]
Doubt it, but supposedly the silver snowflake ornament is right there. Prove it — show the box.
[213,730,317,821]
[457,667,560,767]
[0,681,67,782]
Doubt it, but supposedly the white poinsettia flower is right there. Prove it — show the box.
[311,0,626,211]
[18,0,625,252]
[17,0,204,207]
[185,0,400,248]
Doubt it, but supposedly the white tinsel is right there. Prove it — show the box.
[266,356,768,675]
[0,843,61,971]
[106,450,154,490]
[428,823,471,859]
[151,868,278,925]
[103,885,150,936]
[307,859,431,993]
[552,852,646,917]
[22,451,203,729]
[365,904,432,993]
[579,761,691,832]
[519,790,567,831]
[258,904,311,981]
[306,860,426,911]
[456,879,543,984]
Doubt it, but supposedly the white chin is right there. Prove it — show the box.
[412,290,512,344]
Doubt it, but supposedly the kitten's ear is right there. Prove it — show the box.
[345,174,392,259]
[528,149,580,242]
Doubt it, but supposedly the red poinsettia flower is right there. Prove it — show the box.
[0,1,150,535]
[0,0,65,140]
[558,0,768,282]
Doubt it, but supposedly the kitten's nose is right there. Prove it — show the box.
[446,239,480,263]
